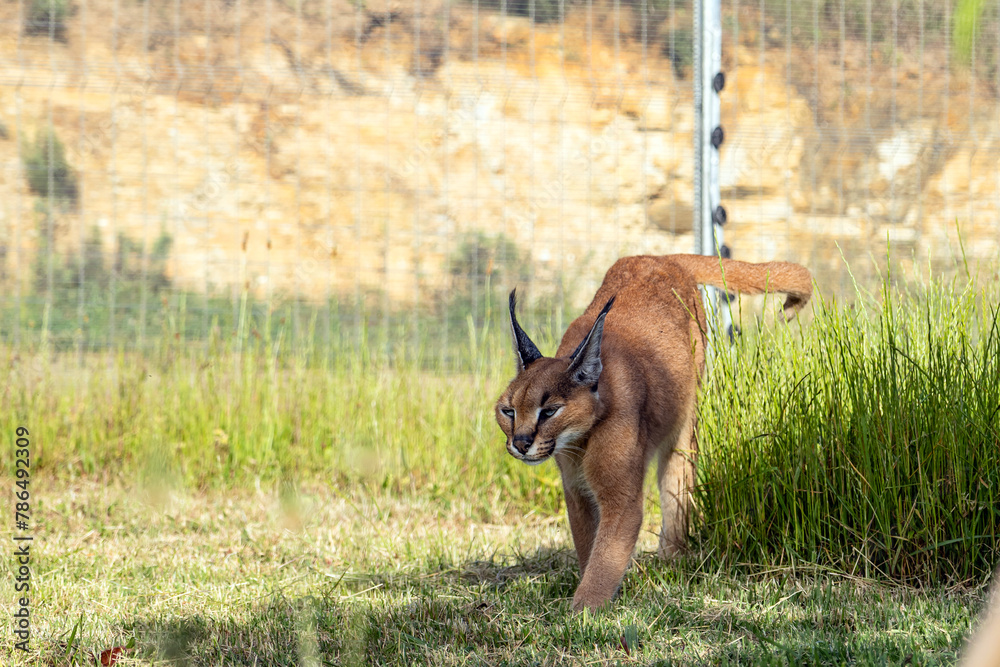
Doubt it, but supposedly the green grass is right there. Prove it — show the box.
[698,271,1000,585]
[0,321,566,517]
[1,266,998,663]
[4,268,996,584]
[1,481,984,665]
[5,229,542,364]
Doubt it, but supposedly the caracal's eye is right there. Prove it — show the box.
[540,406,560,420]
[501,407,515,419]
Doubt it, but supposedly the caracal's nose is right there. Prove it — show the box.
[511,435,532,454]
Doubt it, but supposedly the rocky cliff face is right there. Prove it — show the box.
[1,1,997,312]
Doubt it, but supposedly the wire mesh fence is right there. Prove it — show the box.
[1,0,998,366]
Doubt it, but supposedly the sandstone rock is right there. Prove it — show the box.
[2,4,999,311]
[647,198,695,235]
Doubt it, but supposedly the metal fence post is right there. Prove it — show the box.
[694,0,733,341]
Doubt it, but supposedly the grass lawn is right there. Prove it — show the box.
[3,268,998,664]
[5,479,986,665]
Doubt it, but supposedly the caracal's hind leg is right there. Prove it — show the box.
[657,408,697,557]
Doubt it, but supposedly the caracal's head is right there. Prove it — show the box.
[495,290,615,466]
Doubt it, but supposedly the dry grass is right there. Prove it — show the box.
[1,479,986,665]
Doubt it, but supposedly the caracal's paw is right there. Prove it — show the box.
[571,584,617,612]
[571,592,607,613]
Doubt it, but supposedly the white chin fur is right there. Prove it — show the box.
[554,430,585,452]
[522,456,549,466]
[508,446,549,465]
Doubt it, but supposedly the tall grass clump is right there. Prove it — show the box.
[696,273,1000,585]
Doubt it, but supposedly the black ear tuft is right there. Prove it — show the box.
[567,295,615,386]
[509,289,543,371]
[569,296,616,361]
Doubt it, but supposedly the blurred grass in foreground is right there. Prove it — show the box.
[1,295,569,519]
[2,265,998,585]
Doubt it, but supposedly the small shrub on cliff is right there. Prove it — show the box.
[474,0,562,24]
[24,0,70,41]
[662,27,693,79]
[449,232,526,292]
[22,128,78,207]
[446,232,529,326]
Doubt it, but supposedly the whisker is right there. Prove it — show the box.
[555,444,587,461]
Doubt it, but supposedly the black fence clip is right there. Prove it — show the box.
[712,72,725,93]
[712,205,727,226]
[711,126,724,149]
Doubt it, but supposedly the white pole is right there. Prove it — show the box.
[694,0,733,340]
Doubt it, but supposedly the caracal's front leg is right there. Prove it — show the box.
[657,408,697,557]
[570,426,645,611]
[559,469,600,577]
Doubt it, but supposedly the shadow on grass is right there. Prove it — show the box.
[456,546,579,592]
[125,594,352,666]
[78,548,970,666]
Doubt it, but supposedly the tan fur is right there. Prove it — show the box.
[495,254,812,611]
[962,567,1000,667]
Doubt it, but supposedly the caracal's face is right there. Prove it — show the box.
[495,358,599,465]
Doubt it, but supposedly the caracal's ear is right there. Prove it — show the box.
[567,295,616,388]
[509,289,543,372]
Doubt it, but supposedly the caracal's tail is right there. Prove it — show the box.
[671,254,813,319]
